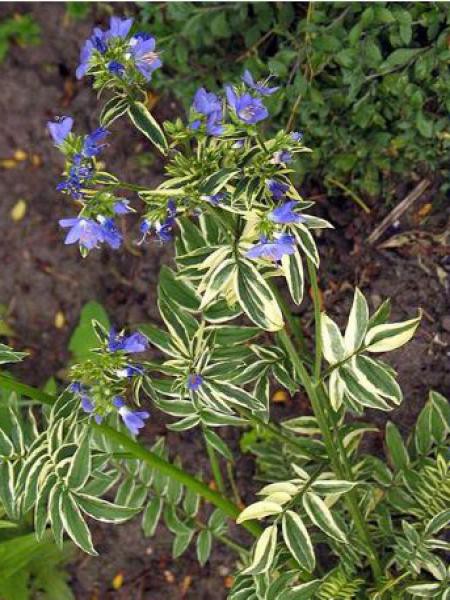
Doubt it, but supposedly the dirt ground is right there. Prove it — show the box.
[0,3,449,599]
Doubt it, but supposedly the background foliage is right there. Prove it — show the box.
[138,1,450,204]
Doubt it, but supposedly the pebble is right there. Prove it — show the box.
[441,316,450,333]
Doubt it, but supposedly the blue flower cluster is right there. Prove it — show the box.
[139,199,177,244]
[189,68,279,136]
[47,117,133,252]
[244,176,307,263]
[70,328,150,436]
[77,16,161,84]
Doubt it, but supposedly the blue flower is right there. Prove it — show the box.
[113,396,149,436]
[140,200,177,243]
[192,87,221,115]
[268,201,304,225]
[201,192,225,206]
[187,373,203,391]
[245,234,296,262]
[191,88,224,135]
[108,60,125,76]
[106,16,134,40]
[291,131,303,142]
[272,150,292,165]
[59,217,105,250]
[83,127,110,158]
[242,70,279,96]
[114,199,133,214]
[108,329,149,353]
[97,216,122,249]
[47,116,74,146]
[129,35,162,81]
[70,381,87,394]
[76,27,108,79]
[225,86,268,124]
[57,154,93,200]
[116,364,144,378]
[267,179,289,200]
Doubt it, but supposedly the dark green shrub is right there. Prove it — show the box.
[0,14,41,62]
[138,2,450,204]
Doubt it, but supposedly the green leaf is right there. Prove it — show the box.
[142,496,163,537]
[204,429,233,462]
[127,101,168,155]
[159,266,201,312]
[282,510,315,572]
[320,314,345,365]
[68,301,110,361]
[380,48,423,70]
[344,288,369,353]
[237,501,282,524]
[282,249,304,305]
[100,95,128,127]
[199,169,238,196]
[235,260,284,331]
[385,422,409,471]
[242,525,277,575]
[66,433,91,490]
[302,492,347,543]
[365,312,421,352]
[0,343,27,365]
[286,580,321,599]
[199,259,237,309]
[0,461,15,517]
[196,529,212,566]
[172,529,194,559]
[351,355,402,406]
[76,494,139,523]
[60,491,97,555]
[311,480,358,495]
[294,225,319,267]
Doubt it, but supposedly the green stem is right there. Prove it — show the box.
[0,375,53,405]
[0,374,261,539]
[275,330,383,583]
[237,407,321,461]
[203,430,226,494]
[269,281,311,361]
[326,176,371,214]
[307,260,322,381]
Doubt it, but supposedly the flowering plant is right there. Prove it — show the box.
[0,16,449,600]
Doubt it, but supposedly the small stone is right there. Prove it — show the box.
[441,316,450,333]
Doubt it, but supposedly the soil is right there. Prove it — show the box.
[0,3,449,599]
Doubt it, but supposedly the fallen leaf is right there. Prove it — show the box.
[112,572,124,590]
[272,389,289,403]
[0,159,18,169]
[54,311,65,329]
[10,199,27,222]
[13,149,27,161]
[31,154,43,167]
[180,575,192,596]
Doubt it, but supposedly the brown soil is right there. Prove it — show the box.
[0,3,448,599]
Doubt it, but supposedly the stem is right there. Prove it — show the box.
[307,260,322,381]
[326,176,371,214]
[275,330,383,582]
[203,430,226,494]
[0,375,53,405]
[269,281,311,361]
[237,407,322,461]
[0,374,262,539]
[226,462,243,508]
